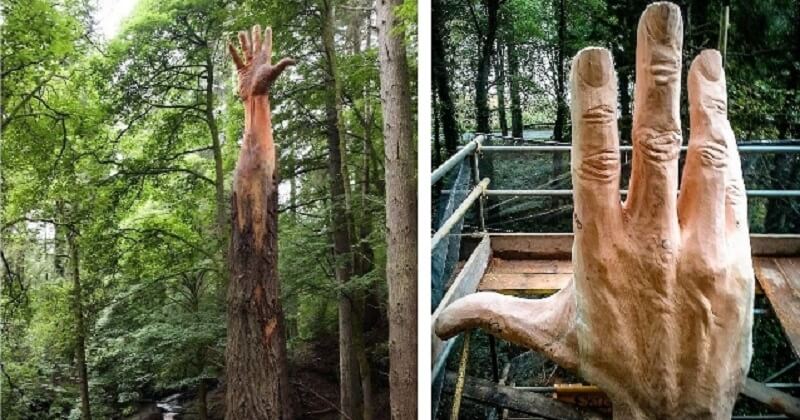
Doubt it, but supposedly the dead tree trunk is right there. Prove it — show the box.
[225,26,295,419]
[68,229,92,420]
[377,0,418,418]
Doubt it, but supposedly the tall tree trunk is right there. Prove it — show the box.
[433,79,442,167]
[551,0,567,186]
[321,2,361,419]
[226,94,292,419]
[377,0,417,418]
[495,41,508,137]
[205,55,226,243]
[353,69,376,420]
[507,40,524,138]
[197,379,208,420]
[68,229,92,420]
[552,0,567,143]
[352,300,374,420]
[475,0,501,133]
[433,0,460,155]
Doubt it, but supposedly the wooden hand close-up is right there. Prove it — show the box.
[435,3,755,418]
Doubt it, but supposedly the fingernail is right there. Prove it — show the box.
[576,48,611,88]
[644,2,681,42]
[694,49,722,81]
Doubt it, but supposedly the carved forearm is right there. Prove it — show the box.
[243,95,274,150]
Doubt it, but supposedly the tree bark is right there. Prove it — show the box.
[68,229,92,420]
[321,1,361,418]
[353,69,376,420]
[507,39,523,138]
[226,92,292,419]
[475,0,501,133]
[433,0,460,155]
[552,0,567,143]
[551,0,567,188]
[205,54,227,242]
[197,379,208,420]
[495,40,508,137]
[433,79,442,167]
[376,0,418,418]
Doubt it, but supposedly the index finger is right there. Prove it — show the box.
[570,47,623,247]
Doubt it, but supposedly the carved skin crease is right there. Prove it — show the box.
[435,3,754,419]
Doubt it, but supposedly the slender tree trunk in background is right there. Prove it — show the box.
[433,80,442,167]
[507,40,523,138]
[551,0,567,187]
[352,300,374,420]
[289,148,297,216]
[353,83,375,420]
[377,0,418,417]
[766,1,800,233]
[475,0,501,133]
[433,0,460,155]
[495,40,508,137]
[205,55,226,243]
[68,229,92,420]
[552,0,567,142]
[197,379,208,420]
[321,2,361,418]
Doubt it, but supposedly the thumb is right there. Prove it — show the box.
[436,281,579,371]
[268,58,297,83]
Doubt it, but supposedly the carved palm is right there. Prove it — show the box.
[435,3,754,418]
[228,25,295,99]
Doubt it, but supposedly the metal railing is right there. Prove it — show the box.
[431,134,800,242]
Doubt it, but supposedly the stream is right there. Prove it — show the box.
[156,393,183,419]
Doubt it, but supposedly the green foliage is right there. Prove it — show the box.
[2,0,402,417]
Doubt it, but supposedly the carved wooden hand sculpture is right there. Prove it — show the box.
[435,3,755,418]
[225,26,295,419]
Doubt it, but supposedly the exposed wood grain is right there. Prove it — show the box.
[489,259,573,274]
[754,257,800,357]
[432,236,491,371]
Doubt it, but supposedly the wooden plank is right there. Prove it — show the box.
[754,257,800,357]
[489,259,572,274]
[443,372,604,420]
[741,378,800,418]
[751,234,800,257]
[461,233,800,258]
[432,235,492,372]
[488,233,574,259]
[479,273,572,295]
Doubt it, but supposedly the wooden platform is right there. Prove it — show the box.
[753,257,800,357]
[434,234,800,371]
[478,258,572,296]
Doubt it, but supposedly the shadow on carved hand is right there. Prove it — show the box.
[435,2,755,418]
